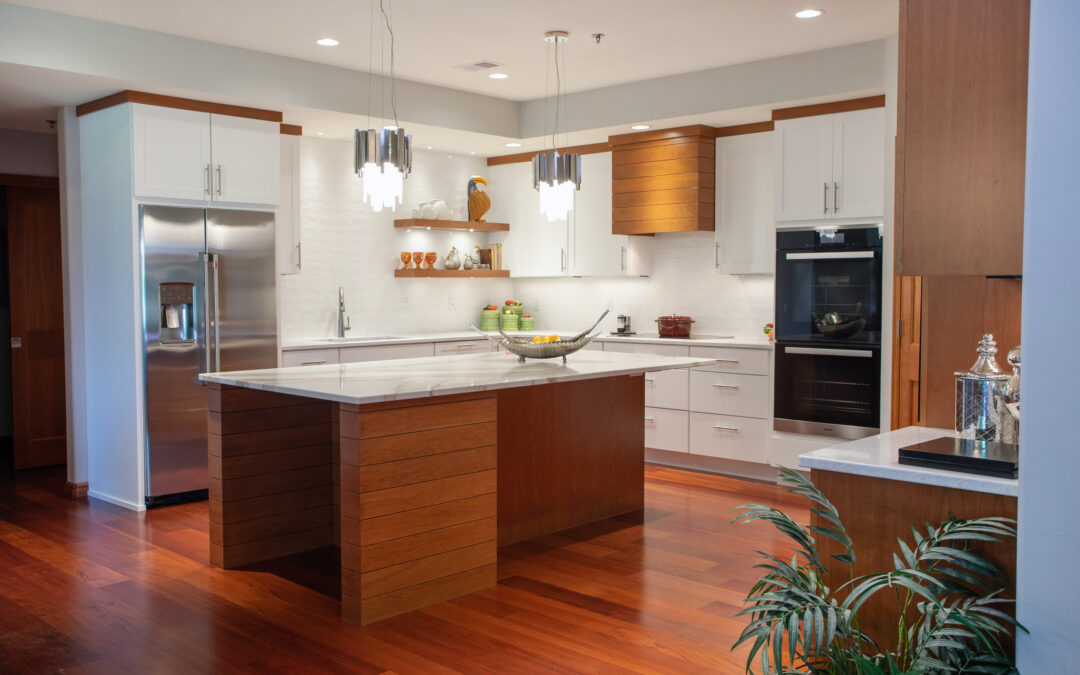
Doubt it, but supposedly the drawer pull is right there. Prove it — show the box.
[644,375,655,382]
[711,383,741,390]
[712,424,740,432]
[644,417,655,422]
[715,358,741,364]
[300,360,327,366]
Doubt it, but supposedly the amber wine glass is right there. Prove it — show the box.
[412,252,424,269]
[424,252,437,269]
[400,251,411,269]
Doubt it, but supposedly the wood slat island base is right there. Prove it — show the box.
[208,374,644,625]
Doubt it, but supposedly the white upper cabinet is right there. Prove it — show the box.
[132,104,280,208]
[774,108,884,223]
[503,160,570,277]
[715,133,775,275]
[571,152,653,277]
[831,108,886,220]
[209,114,280,206]
[275,135,301,274]
[133,104,212,202]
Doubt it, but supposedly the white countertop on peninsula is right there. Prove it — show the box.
[201,350,718,406]
[281,331,772,351]
[798,426,1018,497]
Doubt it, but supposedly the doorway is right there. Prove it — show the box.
[0,174,67,472]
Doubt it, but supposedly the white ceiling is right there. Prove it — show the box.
[6,0,898,102]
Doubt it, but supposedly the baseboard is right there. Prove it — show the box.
[646,448,782,483]
[64,481,89,499]
[88,488,146,512]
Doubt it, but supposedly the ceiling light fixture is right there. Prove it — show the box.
[505,142,522,147]
[489,73,509,79]
[795,9,823,18]
[533,30,581,222]
[631,124,650,130]
[355,0,412,212]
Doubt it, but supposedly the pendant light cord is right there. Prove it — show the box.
[366,0,374,130]
[552,37,561,152]
[380,0,399,128]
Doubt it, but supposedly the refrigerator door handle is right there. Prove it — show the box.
[211,252,221,372]
[197,252,212,384]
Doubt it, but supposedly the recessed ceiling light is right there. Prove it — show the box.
[316,37,339,46]
[316,131,324,136]
[426,145,432,149]
[631,124,650,130]
[488,73,509,79]
[795,9,823,18]
[505,142,522,147]
[470,151,476,155]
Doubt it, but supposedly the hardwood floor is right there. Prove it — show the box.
[0,465,808,673]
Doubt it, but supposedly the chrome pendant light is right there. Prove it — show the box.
[534,31,581,222]
[355,0,412,212]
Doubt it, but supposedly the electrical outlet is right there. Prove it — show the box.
[394,297,409,313]
[448,296,456,310]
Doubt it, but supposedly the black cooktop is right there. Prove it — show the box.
[898,437,1018,479]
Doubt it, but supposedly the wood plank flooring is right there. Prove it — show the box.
[0,465,808,673]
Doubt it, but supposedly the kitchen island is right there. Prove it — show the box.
[800,427,1018,650]
[201,350,715,625]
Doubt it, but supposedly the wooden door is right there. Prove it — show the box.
[773,115,833,222]
[831,108,885,219]
[895,0,1029,275]
[209,114,280,206]
[132,104,212,202]
[918,276,1022,430]
[891,276,922,429]
[5,181,67,469]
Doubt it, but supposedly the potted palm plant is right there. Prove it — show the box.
[732,468,1024,674]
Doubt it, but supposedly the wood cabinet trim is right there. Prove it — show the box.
[486,142,611,166]
[771,95,886,121]
[279,123,303,136]
[76,89,284,123]
[713,121,775,137]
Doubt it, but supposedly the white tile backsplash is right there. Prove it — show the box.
[278,140,773,341]
[278,139,513,341]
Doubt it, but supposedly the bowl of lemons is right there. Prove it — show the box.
[469,310,609,364]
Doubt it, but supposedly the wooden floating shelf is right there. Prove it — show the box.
[395,269,510,278]
[394,219,509,232]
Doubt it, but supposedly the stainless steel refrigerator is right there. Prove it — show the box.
[140,206,277,507]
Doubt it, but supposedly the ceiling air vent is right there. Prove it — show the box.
[455,60,503,72]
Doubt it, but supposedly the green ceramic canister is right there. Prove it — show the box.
[519,316,535,331]
[480,309,500,331]
[500,311,519,331]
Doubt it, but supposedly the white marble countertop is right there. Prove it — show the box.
[201,350,717,406]
[798,426,1018,497]
[281,331,772,351]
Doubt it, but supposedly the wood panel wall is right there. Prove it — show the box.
[891,276,922,429]
[609,125,715,234]
[207,385,334,568]
[895,0,1030,276]
[812,469,1017,653]
[337,393,498,625]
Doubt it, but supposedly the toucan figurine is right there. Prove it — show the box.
[468,175,491,222]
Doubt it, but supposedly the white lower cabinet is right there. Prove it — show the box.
[645,407,689,453]
[645,368,689,409]
[769,430,838,470]
[281,348,339,367]
[688,370,770,418]
[603,341,691,358]
[689,345,771,376]
[340,343,435,363]
[434,340,494,356]
[689,412,771,463]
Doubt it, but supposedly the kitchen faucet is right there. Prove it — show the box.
[337,286,351,338]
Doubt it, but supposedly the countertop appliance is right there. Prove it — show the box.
[616,314,632,334]
[141,206,277,507]
[774,225,883,439]
[899,437,1018,479]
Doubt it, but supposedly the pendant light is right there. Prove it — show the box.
[533,31,581,222]
[354,0,412,212]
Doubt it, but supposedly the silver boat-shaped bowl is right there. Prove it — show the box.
[469,310,608,363]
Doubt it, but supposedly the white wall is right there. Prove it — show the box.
[0,128,58,176]
[278,140,513,341]
[1016,0,1080,667]
[514,232,774,337]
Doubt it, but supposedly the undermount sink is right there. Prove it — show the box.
[313,336,403,343]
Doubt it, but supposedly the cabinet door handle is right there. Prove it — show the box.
[711,383,740,390]
[644,417,655,423]
[560,248,567,272]
[296,241,302,271]
[714,242,720,267]
[644,375,655,382]
[712,424,740,432]
[823,182,829,214]
[300,360,327,366]
[714,358,741,364]
[620,245,627,271]
[203,164,210,195]
[834,182,839,213]
[215,165,222,196]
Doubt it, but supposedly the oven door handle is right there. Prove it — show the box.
[785,251,876,260]
[784,346,874,358]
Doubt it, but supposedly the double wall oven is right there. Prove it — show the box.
[774,225,883,439]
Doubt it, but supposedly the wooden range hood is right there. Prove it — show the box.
[609,125,716,235]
